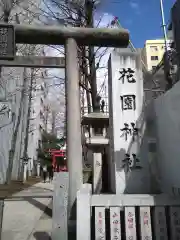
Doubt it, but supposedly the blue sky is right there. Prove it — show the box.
[100,0,176,47]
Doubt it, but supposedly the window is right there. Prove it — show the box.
[151,56,158,61]
[150,46,158,51]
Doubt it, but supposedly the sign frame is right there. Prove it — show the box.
[0,24,15,60]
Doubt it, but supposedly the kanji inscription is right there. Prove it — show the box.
[0,24,15,60]
[110,207,121,240]
[118,68,136,84]
[120,123,139,141]
[121,95,136,111]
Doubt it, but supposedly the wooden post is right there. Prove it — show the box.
[153,207,168,240]
[139,207,152,239]
[170,206,180,239]
[52,172,69,240]
[95,207,106,240]
[110,207,121,240]
[125,207,137,240]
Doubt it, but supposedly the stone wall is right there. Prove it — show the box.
[153,80,180,196]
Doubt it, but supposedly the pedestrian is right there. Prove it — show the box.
[49,165,54,182]
[42,165,47,183]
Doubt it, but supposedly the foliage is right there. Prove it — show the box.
[37,130,65,166]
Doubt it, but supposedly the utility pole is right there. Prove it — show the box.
[159,0,172,88]
[160,0,168,51]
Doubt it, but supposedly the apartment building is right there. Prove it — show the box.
[141,39,172,71]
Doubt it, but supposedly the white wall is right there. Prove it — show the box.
[154,80,180,196]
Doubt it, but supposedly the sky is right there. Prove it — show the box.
[98,0,176,48]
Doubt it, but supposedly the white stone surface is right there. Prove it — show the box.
[93,152,102,194]
[52,172,68,240]
[77,184,92,240]
[108,49,151,194]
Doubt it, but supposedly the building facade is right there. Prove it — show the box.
[141,39,172,71]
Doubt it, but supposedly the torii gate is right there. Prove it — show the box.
[47,149,67,172]
[0,23,129,210]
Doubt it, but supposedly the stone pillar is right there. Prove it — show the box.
[52,172,69,240]
[23,163,28,182]
[108,50,148,194]
[37,163,40,177]
[65,38,83,211]
[28,161,32,177]
[93,152,102,194]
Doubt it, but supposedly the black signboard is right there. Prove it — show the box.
[0,24,15,60]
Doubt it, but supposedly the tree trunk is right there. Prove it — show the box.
[21,68,34,180]
[85,0,98,112]
[6,69,27,184]
[81,47,91,113]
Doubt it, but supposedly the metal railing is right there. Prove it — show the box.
[81,104,109,116]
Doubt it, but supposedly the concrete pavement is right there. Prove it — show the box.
[1,181,53,240]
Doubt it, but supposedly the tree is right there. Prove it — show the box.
[0,0,52,183]
[25,0,111,113]
[37,130,64,166]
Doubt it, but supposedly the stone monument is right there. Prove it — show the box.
[108,49,151,194]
